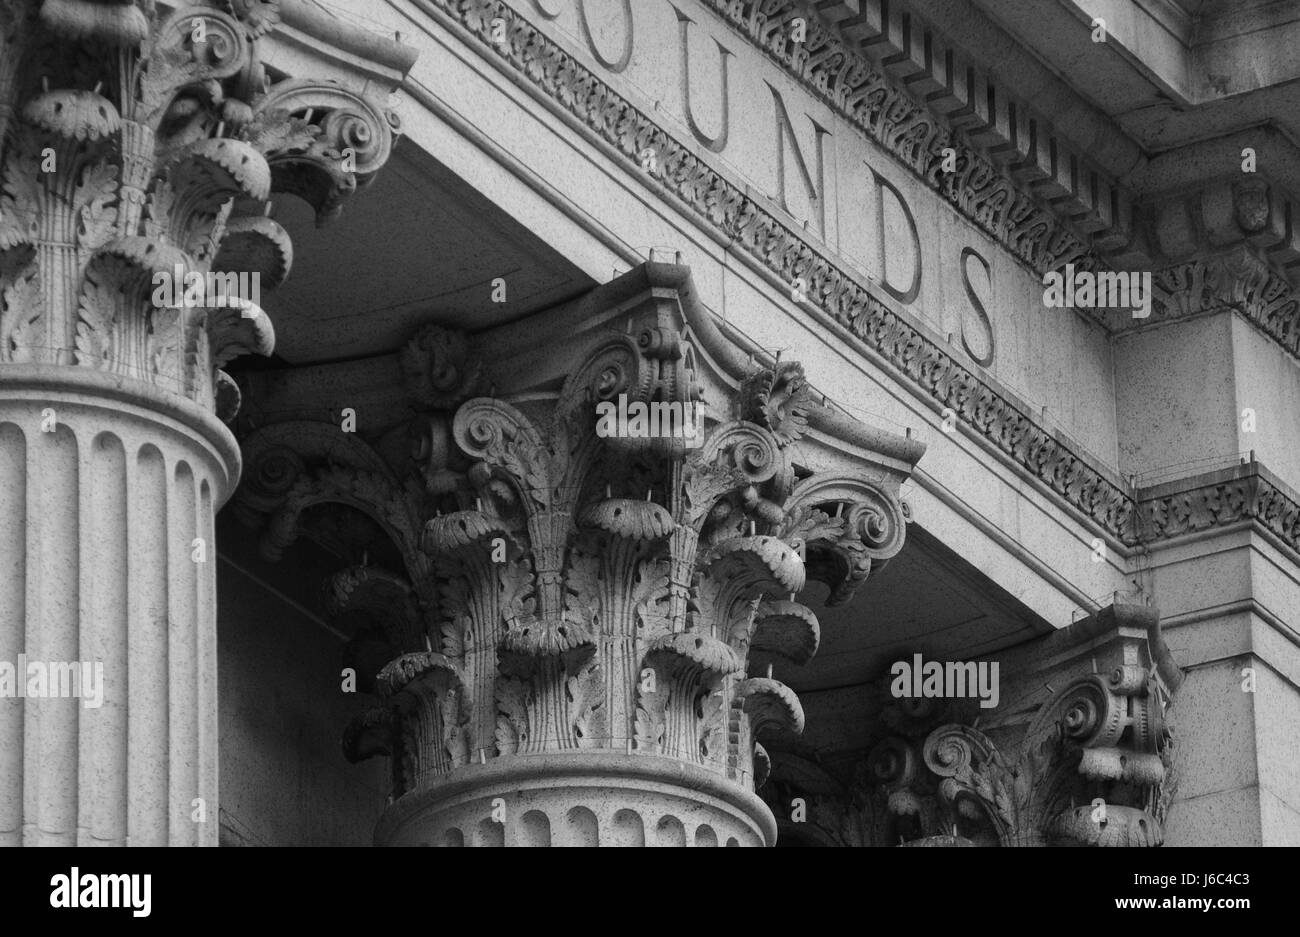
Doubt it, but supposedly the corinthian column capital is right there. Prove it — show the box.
[0,0,400,419]
[234,262,923,845]
[859,603,1182,847]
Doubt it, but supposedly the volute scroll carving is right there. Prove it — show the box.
[778,476,909,606]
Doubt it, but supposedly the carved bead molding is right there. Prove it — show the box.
[0,0,401,419]
[232,263,921,845]
[764,603,1181,846]
[415,0,1148,550]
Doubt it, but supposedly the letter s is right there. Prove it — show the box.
[960,246,994,367]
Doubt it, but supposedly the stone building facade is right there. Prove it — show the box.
[1,0,1296,846]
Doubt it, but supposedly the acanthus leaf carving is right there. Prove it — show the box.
[494,675,531,757]
[567,659,605,749]
[0,255,42,361]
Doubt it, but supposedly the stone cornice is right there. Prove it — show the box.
[1145,249,1299,355]
[1104,182,1300,353]
[698,0,1140,274]
[714,2,1300,361]
[1135,461,1300,563]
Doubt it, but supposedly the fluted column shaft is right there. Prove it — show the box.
[0,366,238,846]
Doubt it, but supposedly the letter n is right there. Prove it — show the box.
[767,82,828,238]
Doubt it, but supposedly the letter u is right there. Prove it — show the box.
[672,4,732,153]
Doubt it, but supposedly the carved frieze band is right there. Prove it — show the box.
[716,1,1300,347]
[425,0,1142,544]
[717,1,1300,361]
[698,0,1126,274]
[708,0,1300,359]
[1149,248,1300,356]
